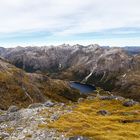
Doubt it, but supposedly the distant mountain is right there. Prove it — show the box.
[123,46,140,55]
[0,44,140,101]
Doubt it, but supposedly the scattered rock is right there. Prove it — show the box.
[99,95,125,101]
[78,98,84,103]
[86,96,95,100]
[16,127,24,131]
[0,112,20,123]
[69,136,89,140]
[7,112,21,121]
[0,114,7,123]
[115,96,125,101]
[123,100,139,107]
[44,100,55,107]
[99,96,117,100]
[0,92,139,140]
[28,103,43,109]
[97,110,110,116]
[8,105,19,113]
[50,114,59,121]
[0,132,10,139]
[0,114,8,123]
[57,103,65,107]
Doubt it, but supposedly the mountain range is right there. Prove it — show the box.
[0,44,140,103]
[0,44,140,140]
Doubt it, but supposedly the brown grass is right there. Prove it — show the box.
[48,98,140,140]
[0,66,82,110]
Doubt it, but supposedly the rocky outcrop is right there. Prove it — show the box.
[123,100,139,107]
[0,101,75,140]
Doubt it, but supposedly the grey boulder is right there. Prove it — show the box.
[97,110,110,116]
[44,100,55,107]
[123,100,139,107]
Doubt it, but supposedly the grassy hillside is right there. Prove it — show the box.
[49,98,140,140]
[0,58,83,110]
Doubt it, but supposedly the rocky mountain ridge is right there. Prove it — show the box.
[0,44,139,100]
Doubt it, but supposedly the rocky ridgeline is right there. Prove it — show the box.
[0,45,140,101]
[0,45,132,74]
[0,95,139,140]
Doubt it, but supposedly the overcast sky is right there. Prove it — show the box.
[0,0,140,47]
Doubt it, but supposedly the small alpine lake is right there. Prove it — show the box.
[69,81,96,94]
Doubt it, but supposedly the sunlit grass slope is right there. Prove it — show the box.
[49,98,140,140]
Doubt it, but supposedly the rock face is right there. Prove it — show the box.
[0,45,140,100]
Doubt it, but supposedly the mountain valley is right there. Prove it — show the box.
[0,44,140,101]
[0,45,140,140]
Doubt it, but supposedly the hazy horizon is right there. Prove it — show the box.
[1,43,140,49]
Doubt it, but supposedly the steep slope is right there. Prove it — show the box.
[0,57,82,110]
[0,45,140,100]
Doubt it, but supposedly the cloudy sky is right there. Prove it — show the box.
[0,0,140,47]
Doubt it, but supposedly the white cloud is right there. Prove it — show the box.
[0,0,140,47]
[0,0,139,34]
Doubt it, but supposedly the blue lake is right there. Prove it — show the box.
[70,82,96,94]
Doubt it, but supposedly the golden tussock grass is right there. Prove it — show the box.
[48,98,140,140]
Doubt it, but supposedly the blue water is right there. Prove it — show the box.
[70,82,96,94]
